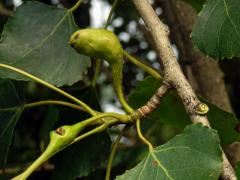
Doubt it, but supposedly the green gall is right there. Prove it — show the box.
[69,28,133,113]
[69,28,123,65]
[49,121,88,151]
[49,125,79,151]
[12,120,91,180]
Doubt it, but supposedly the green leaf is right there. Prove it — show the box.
[204,99,240,145]
[112,146,147,168]
[0,80,24,167]
[116,124,222,180]
[236,161,240,179]
[129,76,240,145]
[0,1,90,86]
[182,0,205,12]
[191,0,240,59]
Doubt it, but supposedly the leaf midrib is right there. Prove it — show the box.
[19,11,70,61]
[222,0,240,39]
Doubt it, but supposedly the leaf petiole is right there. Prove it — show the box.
[68,0,82,12]
[0,63,96,116]
[123,50,162,80]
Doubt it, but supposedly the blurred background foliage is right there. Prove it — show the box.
[0,0,239,179]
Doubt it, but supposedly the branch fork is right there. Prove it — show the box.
[131,0,236,179]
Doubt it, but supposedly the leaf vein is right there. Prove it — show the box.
[137,154,150,180]
[222,0,240,40]
[20,12,69,60]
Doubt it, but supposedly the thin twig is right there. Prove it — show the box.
[136,82,172,118]
[131,0,236,179]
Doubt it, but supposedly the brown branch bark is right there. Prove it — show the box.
[0,4,12,17]
[159,0,233,113]
[131,0,236,179]
[136,83,172,118]
[159,0,240,171]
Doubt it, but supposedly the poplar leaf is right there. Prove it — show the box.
[0,2,90,86]
[192,0,240,59]
[116,124,222,180]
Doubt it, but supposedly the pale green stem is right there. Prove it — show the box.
[0,100,86,113]
[136,119,154,150]
[92,0,121,86]
[123,50,162,80]
[0,63,96,116]
[0,100,89,116]
[117,88,133,113]
[13,113,130,180]
[13,124,107,180]
[25,100,86,112]
[68,0,82,12]
[73,123,107,143]
[73,112,130,129]
[111,64,134,114]
[104,0,121,29]
[136,119,174,180]
[105,126,130,180]
[91,59,101,87]
[12,144,55,180]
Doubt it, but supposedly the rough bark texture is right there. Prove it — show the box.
[0,5,11,17]
[158,0,233,113]
[158,1,240,170]
[131,0,236,179]
[136,83,171,118]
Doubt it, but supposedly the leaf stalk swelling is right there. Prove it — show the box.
[69,28,134,113]
[1,0,179,179]
[130,0,236,179]
[12,112,132,179]
[69,3,165,176]
[92,0,120,87]
[0,0,236,179]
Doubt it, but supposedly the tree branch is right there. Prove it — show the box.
[136,83,172,118]
[131,0,236,179]
[132,0,208,125]
[0,4,12,17]
[159,0,233,113]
